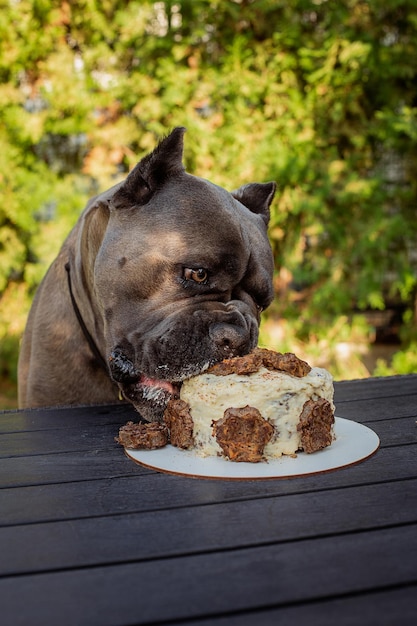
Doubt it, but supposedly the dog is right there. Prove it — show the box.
[18,128,276,421]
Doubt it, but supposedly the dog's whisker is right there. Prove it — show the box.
[142,386,169,405]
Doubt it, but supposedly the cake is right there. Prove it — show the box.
[116,421,169,449]
[116,348,335,463]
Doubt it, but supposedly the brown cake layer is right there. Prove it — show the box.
[297,398,335,453]
[207,348,311,378]
[212,405,275,463]
[164,398,194,449]
[115,421,169,449]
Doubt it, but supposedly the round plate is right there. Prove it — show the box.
[124,417,380,480]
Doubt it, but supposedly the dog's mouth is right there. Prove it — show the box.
[108,349,210,421]
[118,374,186,422]
[109,349,221,422]
[135,374,180,403]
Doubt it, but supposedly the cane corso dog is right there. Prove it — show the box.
[18,128,276,421]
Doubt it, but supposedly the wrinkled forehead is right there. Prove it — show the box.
[110,177,247,249]
[147,175,246,231]
[102,174,273,281]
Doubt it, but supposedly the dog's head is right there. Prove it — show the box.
[93,128,276,420]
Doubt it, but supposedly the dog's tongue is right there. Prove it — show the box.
[140,375,176,395]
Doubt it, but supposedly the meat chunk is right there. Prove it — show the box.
[297,398,335,453]
[256,348,312,377]
[212,405,274,463]
[115,421,169,449]
[207,351,263,375]
[207,348,311,378]
[164,398,194,449]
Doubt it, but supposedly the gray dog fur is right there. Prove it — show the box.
[18,128,276,421]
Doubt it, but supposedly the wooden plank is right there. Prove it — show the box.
[336,395,417,421]
[334,375,417,402]
[0,440,410,524]
[0,440,416,500]
[1,479,416,576]
[0,403,136,433]
[0,375,415,435]
[0,424,122,458]
[2,412,415,461]
[0,525,416,626]
[169,585,417,626]
[364,416,417,446]
[0,448,150,488]
[0,449,414,528]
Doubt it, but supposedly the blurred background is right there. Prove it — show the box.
[1,0,416,409]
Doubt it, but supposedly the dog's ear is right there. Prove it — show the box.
[232,182,276,225]
[111,127,186,208]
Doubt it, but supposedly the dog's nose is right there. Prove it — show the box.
[209,323,248,356]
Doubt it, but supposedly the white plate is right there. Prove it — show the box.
[124,417,380,480]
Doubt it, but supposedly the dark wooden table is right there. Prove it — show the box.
[1,375,416,625]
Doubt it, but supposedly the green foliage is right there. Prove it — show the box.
[1,0,417,407]
[374,343,417,376]
[259,313,373,381]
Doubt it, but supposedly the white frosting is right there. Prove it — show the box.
[180,366,335,459]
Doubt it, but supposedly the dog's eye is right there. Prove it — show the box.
[184,268,209,284]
